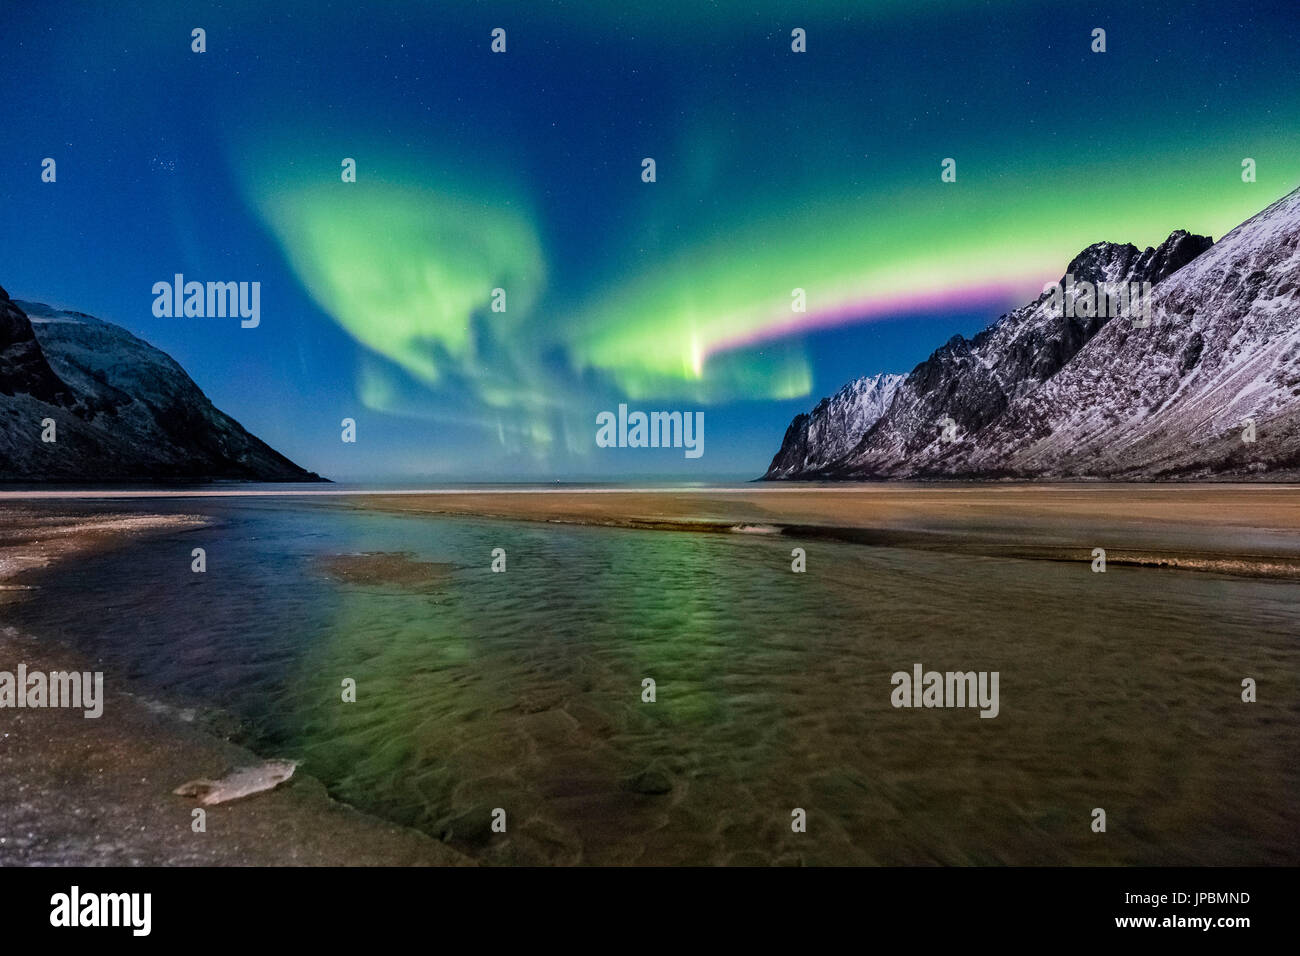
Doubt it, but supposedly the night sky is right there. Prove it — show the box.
[3,0,1298,481]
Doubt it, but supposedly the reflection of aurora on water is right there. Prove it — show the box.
[9,496,1298,865]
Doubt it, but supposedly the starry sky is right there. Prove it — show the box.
[2,0,1298,481]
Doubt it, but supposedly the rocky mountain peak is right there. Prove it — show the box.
[765,371,905,478]
[1,288,323,482]
[0,288,73,406]
[762,187,1300,480]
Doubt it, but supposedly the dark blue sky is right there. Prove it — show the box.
[2,0,1297,480]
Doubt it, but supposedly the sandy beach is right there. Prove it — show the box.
[349,483,1300,577]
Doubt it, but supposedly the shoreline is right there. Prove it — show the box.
[2,492,1296,865]
[0,509,473,866]
[341,485,1300,580]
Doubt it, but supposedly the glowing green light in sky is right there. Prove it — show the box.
[248,171,544,389]
[239,121,1300,448]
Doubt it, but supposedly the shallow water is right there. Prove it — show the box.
[6,497,1299,864]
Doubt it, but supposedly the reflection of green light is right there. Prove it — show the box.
[286,593,475,829]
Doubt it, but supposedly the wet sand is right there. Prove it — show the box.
[0,511,213,603]
[0,510,472,866]
[317,551,458,592]
[351,483,1300,577]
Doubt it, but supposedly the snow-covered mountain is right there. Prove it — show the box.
[0,287,322,482]
[764,186,1300,480]
[766,373,904,477]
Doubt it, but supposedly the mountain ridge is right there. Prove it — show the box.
[764,187,1300,481]
[766,372,905,478]
[0,288,324,482]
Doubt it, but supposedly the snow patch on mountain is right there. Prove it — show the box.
[765,372,904,477]
[764,186,1300,481]
[1,290,322,482]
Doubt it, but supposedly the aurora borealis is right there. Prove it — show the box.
[3,0,1299,479]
